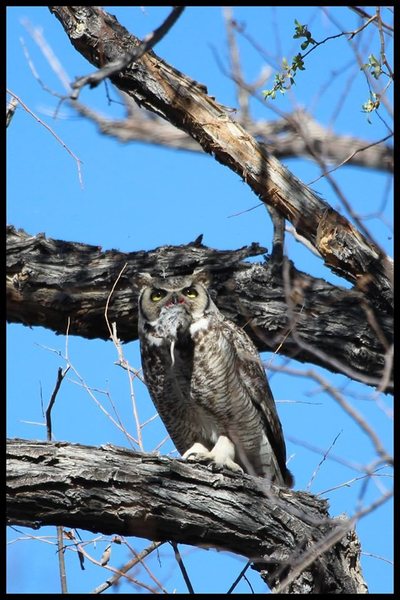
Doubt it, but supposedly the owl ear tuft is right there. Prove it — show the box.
[191,268,212,288]
[133,272,154,291]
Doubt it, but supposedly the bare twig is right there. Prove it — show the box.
[57,528,68,593]
[226,560,252,594]
[45,365,70,594]
[306,133,393,186]
[71,541,159,593]
[103,263,147,450]
[318,469,392,496]
[348,14,378,39]
[104,262,128,339]
[306,431,342,491]
[223,7,250,123]
[361,551,393,566]
[280,362,393,466]
[288,434,363,473]
[66,373,138,448]
[348,6,393,34]
[376,7,394,79]
[92,541,165,594]
[41,340,139,447]
[288,109,390,255]
[170,541,195,594]
[6,89,83,186]
[22,19,72,92]
[124,539,168,594]
[45,366,70,441]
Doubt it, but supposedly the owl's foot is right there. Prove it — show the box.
[182,436,243,474]
[209,436,244,473]
[182,442,210,461]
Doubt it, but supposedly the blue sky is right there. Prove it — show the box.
[7,6,393,594]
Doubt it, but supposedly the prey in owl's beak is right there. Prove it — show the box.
[157,303,191,366]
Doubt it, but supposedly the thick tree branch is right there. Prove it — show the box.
[6,438,368,594]
[49,6,392,310]
[6,226,392,392]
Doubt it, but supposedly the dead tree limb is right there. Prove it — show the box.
[6,226,393,392]
[6,438,368,594]
[49,6,392,310]
[71,100,394,173]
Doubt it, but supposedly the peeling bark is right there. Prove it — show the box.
[6,438,368,594]
[6,226,393,392]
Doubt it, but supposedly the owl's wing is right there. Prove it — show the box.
[223,319,292,484]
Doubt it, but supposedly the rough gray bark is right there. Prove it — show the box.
[7,226,393,392]
[49,6,392,311]
[6,438,368,594]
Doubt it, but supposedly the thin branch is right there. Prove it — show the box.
[348,14,378,39]
[306,431,342,491]
[45,366,70,441]
[21,20,71,92]
[288,109,390,255]
[283,363,393,466]
[123,538,169,594]
[57,528,68,593]
[376,7,394,79]
[71,541,159,593]
[6,89,83,186]
[170,542,195,594]
[110,321,144,451]
[306,133,393,186]
[104,263,128,339]
[288,434,363,473]
[226,560,252,594]
[348,6,393,34]
[66,373,138,448]
[92,541,165,594]
[318,470,392,497]
[223,7,250,123]
[361,551,393,566]
[45,365,70,594]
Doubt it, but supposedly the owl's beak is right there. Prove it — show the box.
[166,293,185,307]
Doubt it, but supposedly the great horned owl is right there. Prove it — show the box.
[137,270,293,487]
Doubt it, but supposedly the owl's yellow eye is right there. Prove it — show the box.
[183,287,198,299]
[150,289,166,302]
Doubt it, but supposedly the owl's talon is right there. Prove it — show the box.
[183,436,244,474]
[207,436,244,474]
[223,458,244,474]
[186,453,210,463]
[182,442,211,462]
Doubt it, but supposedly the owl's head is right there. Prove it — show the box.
[137,269,213,325]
